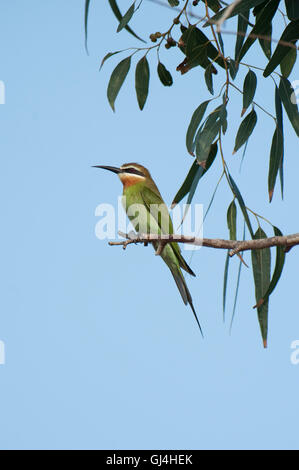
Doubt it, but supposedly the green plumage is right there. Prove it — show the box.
[94,162,202,334]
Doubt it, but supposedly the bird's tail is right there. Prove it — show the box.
[169,264,203,337]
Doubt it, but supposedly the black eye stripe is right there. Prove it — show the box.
[121,168,145,177]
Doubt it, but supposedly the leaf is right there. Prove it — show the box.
[229,58,239,80]
[242,70,257,116]
[204,64,214,94]
[201,0,221,13]
[220,104,228,134]
[278,77,299,137]
[263,20,299,77]
[280,47,297,77]
[100,50,124,70]
[268,126,284,202]
[108,0,145,42]
[185,143,218,211]
[223,252,230,320]
[227,200,237,240]
[233,110,257,154]
[223,200,237,321]
[168,0,179,6]
[117,2,135,33]
[171,143,218,208]
[230,222,246,332]
[206,0,270,25]
[251,228,271,348]
[259,21,272,59]
[186,100,210,155]
[195,106,222,162]
[238,0,280,63]
[217,32,225,55]
[183,25,225,70]
[275,86,284,198]
[107,56,131,111]
[285,0,299,20]
[135,56,150,110]
[254,226,285,309]
[157,62,173,86]
[84,0,91,54]
[235,11,250,61]
[227,173,254,237]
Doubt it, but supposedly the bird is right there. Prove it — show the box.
[93,162,202,335]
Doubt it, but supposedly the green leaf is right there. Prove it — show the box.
[254,226,285,310]
[100,50,124,70]
[157,62,173,87]
[220,104,228,134]
[171,143,218,208]
[108,0,145,42]
[259,22,272,59]
[201,0,221,13]
[171,161,199,208]
[268,126,284,202]
[229,58,239,80]
[227,173,254,237]
[184,25,225,70]
[135,56,150,110]
[238,0,280,63]
[206,0,270,25]
[264,20,299,77]
[117,2,135,33]
[275,86,284,198]
[168,0,179,6]
[186,143,218,207]
[84,0,91,54]
[223,252,230,320]
[285,0,299,20]
[235,11,250,61]
[280,47,297,77]
[251,228,271,348]
[227,200,237,240]
[233,110,257,154]
[204,64,214,95]
[186,100,210,155]
[242,70,257,116]
[195,106,222,162]
[278,77,299,137]
[107,56,131,111]
[217,32,225,55]
[230,222,246,332]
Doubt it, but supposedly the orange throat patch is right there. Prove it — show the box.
[119,173,144,189]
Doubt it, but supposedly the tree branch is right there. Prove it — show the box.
[108,231,299,257]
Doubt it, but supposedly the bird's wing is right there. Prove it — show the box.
[140,186,196,277]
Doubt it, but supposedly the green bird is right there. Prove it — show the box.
[94,162,202,334]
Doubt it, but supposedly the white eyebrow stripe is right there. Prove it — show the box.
[119,172,145,179]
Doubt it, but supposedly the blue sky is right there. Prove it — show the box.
[0,0,299,450]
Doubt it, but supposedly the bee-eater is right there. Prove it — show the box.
[93,163,202,334]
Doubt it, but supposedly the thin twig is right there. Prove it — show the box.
[109,231,299,256]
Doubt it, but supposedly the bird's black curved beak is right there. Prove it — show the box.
[92,165,121,174]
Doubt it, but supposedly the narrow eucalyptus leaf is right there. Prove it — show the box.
[135,56,150,110]
[107,56,131,111]
[117,3,135,33]
[242,70,257,116]
[233,110,257,153]
[278,77,299,137]
[251,228,271,348]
